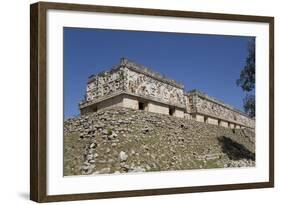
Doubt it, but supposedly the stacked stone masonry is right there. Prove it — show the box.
[64,107,255,176]
[185,90,255,129]
[80,58,255,129]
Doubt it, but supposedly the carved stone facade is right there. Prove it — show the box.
[79,58,255,129]
[85,67,125,101]
[185,90,255,129]
[80,58,186,118]
[125,68,185,108]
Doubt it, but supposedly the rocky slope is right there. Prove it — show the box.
[63,107,255,176]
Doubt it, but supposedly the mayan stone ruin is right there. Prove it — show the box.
[64,58,255,176]
[80,58,254,130]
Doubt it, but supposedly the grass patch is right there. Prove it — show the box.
[63,132,87,176]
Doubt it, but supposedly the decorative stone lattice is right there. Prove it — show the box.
[80,58,255,129]
[125,68,185,107]
[84,59,185,108]
[186,90,255,128]
[86,69,125,101]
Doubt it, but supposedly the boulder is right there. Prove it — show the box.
[119,151,128,162]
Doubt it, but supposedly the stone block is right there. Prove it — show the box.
[122,96,139,110]
[97,95,123,110]
[219,120,229,128]
[195,114,205,122]
[206,117,218,125]
[147,102,169,115]
[173,109,184,118]
[184,113,191,120]
[235,125,241,129]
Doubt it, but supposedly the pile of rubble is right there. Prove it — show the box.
[63,107,255,176]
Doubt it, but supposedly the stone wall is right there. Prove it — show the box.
[219,120,229,128]
[206,117,219,125]
[86,68,125,102]
[83,59,186,110]
[64,107,255,176]
[122,95,139,110]
[124,67,185,108]
[173,108,185,118]
[194,114,205,122]
[81,94,123,115]
[186,90,255,128]
[81,59,254,128]
[96,95,123,110]
[147,102,169,115]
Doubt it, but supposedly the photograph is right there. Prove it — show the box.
[30,2,274,202]
[63,28,256,176]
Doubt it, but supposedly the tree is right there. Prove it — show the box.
[236,39,255,118]
[243,94,255,118]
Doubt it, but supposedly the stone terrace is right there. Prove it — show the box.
[64,107,255,176]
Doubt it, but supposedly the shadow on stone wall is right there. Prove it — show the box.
[217,136,255,161]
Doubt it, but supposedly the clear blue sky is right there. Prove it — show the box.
[64,27,254,119]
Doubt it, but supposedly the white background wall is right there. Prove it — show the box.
[0,0,279,204]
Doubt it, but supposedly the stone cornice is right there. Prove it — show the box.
[86,58,185,89]
[120,58,184,89]
[87,65,121,84]
[79,91,186,110]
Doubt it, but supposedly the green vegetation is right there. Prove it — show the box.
[236,39,255,118]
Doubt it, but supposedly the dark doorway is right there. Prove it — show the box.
[204,116,208,123]
[169,107,175,116]
[92,106,97,112]
[139,102,146,110]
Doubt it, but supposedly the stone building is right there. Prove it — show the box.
[79,58,255,129]
[79,58,186,118]
[185,90,255,129]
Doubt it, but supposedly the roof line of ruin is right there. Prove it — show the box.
[185,89,252,118]
[120,58,184,89]
[87,58,184,89]
[87,64,121,83]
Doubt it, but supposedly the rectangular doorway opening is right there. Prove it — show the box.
[138,102,147,111]
[169,107,175,116]
[204,116,208,123]
[92,106,97,112]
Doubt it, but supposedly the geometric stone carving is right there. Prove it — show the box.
[79,58,255,129]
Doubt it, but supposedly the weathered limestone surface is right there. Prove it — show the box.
[97,95,123,110]
[173,109,185,118]
[206,117,219,125]
[86,69,125,101]
[122,96,139,110]
[80,58,255,129]
[81,94,123,115]
[64,107,255,176]
[186,90,255,128]
[236,125,241,129]
[83,58,185,110]
[125,67,185,108]
[147,102,169,115]
[219,120,229,128]
[195,114,205,122]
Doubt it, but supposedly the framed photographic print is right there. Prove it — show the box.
[30,1,274,202]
